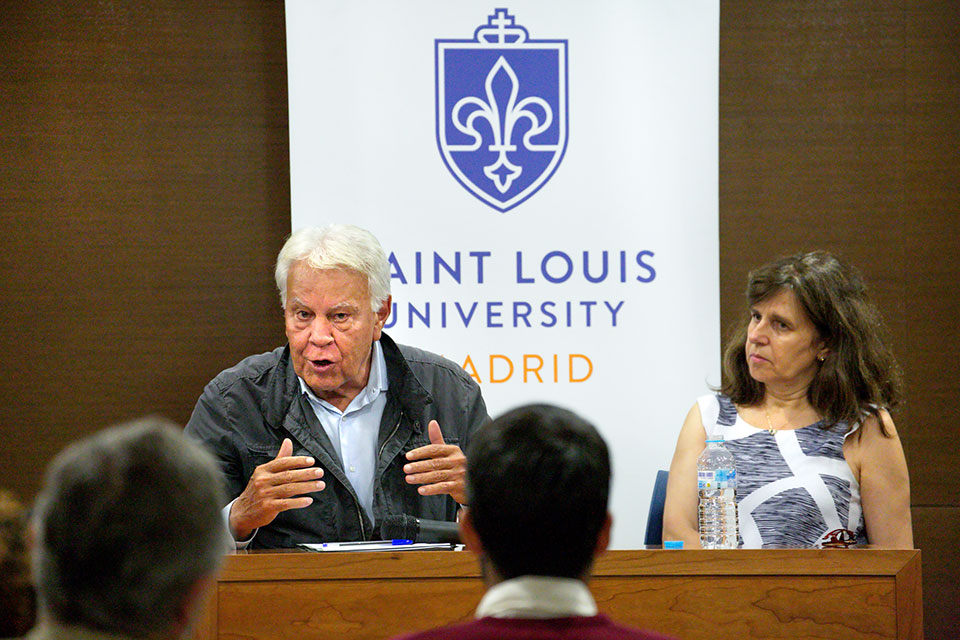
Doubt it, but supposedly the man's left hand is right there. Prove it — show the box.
[404,420,467,505]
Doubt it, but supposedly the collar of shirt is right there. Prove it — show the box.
[475,575,598,619]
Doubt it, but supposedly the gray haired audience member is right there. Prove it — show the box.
[393,404,675,640]
[26,417,228,640]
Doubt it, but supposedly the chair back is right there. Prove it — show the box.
[643,469,669,545]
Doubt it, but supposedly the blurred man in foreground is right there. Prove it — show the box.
[26,417,228,640]
[394,404,675,640]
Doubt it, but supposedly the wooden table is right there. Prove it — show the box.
[193,548,922,640]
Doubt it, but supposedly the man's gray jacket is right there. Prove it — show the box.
[184,333,489,549]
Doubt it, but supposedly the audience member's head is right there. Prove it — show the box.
[0,489,35,637]
[30,417,229,639]
[462,403,612,582]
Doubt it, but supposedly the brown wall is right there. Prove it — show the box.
[1,1,956,637]
[0,1,290,489]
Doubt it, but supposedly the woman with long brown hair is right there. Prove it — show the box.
[663,251,911,548]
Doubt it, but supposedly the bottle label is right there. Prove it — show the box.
[698,468,736,489]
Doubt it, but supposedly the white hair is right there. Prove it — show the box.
[275,225,391,311]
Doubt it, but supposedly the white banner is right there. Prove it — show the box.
[286,0,719,548]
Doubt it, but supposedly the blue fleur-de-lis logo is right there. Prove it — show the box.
[436,9,568,212]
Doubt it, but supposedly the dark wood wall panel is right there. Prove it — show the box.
[0,1,289,500]
[1,1,956,638]
[719,0,907,327]
[900,6,960,634]
[901,1,960,508]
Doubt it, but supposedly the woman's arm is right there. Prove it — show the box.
[856,410,913,548]
[662,402,707,548]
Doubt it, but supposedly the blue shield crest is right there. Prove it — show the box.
[436,9,568,212]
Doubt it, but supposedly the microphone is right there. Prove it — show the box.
[380,514,460,544]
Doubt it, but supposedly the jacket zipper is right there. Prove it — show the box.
[379,412,404,459]
[363,412,404,540]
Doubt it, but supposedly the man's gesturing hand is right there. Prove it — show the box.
[229,438,324,540]
[404,421,467,505]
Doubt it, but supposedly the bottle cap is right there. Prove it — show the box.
[663,540,684,549]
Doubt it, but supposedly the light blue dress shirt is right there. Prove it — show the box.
[298,340,388,522]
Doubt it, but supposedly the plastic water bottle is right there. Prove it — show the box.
[698,437,739,549]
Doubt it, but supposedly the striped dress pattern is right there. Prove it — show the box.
[697,393,866,548]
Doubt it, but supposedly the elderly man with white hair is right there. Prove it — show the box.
[185,224,489,548]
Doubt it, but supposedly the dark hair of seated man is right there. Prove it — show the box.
[466,403,611,581]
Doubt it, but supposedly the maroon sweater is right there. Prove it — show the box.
[393,614,676,640]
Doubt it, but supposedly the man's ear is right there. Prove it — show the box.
[594,512,613,557]
[458,508,483,555]
[373,295,392,341]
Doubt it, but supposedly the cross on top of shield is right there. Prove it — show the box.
[436,9,568,213]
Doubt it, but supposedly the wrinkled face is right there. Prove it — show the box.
[285,263,391,411]
[745,288,828,392]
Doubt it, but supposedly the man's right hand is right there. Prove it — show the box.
[229,438,324,540]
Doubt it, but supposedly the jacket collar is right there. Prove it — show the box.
[247,345,297,432]
[377,332,433,434]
